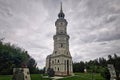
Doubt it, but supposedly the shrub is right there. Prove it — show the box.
[101,68,110,80]
[47,68,55,77]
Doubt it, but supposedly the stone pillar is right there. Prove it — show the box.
[107,64,116,80]
[12,68,31,80]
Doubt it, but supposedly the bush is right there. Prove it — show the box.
[47,68,55,77]
[101,68,110,80]
[115,70,120,80]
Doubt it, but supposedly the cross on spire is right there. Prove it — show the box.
[58,2,65,18]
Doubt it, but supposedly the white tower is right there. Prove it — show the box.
[46,3,73,76]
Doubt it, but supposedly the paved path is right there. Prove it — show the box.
[51,76,64,80]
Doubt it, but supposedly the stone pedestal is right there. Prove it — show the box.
[12,68,31,80]
[107,64,116,80]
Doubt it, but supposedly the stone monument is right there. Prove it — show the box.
[107,64,116,80]
[12,63,31,80]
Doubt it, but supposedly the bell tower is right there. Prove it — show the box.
[46,2,73,76]
[53,2,70,56]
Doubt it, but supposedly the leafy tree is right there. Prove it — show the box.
[73,53,120,79]
[73,61,85,72]
[0,40,39,75]
[101,67,110,80]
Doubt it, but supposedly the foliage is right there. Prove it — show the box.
[73,61,85,72]
[47,68,55,77]
[39,67,46,74]
[0,40,39,75]
[100,68,110,80]
[73,54,120,79]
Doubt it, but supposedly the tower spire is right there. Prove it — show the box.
[58,2,65,18]
[60,2,63,12]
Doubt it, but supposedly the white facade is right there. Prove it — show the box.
[46,3,73,76]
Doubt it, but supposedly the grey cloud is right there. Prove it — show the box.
[105,14,119,23]
[71,40,120,62]
[84,0,120,17]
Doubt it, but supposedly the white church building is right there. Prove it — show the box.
[46,3,73,76]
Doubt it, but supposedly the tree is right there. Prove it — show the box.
[0,41,39,75]
[73,53,120,76]
[73,61,85,72]
[101,68,110,80]
[27,58,37,73]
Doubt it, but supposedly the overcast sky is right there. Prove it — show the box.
[0,0,120,69]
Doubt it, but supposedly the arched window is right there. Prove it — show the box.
[64,60,66,71]
[58,60,59,63]
[60,43,63,48]
[52,61,54,64]
[25,76,27,79]
[55,51,57,54]
[58,67,59,71]
[67,60,69,66]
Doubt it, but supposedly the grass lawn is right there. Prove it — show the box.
[0,73,105,80]
[0,75,12,80]
[31,74,51,80]
[58,73,105,80]
[0,74,51,80]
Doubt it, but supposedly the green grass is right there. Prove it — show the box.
[0,74,51,80]
[31,74,42,80]
[0,73,105,80]
[58,73,105,80]
[31,74,51,80]
[0,75,12,80]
